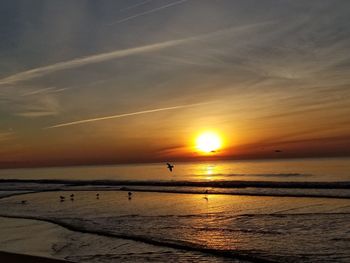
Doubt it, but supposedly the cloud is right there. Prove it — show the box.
[108,0,189,25]
[0,38,190,86]
[16,111,58,118]
[22,87,69,96]
[45,102,211,129]
[0,131,14,142]
[119,0,153,12]
[0,21,273,86]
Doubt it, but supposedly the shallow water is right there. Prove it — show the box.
[0,158,349,182]
[0,190,349,262]
[0,158,349,262]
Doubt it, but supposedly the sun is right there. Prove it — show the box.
[196,132,222,153]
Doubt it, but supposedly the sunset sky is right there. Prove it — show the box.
[1,0,350,168]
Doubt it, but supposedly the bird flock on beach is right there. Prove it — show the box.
[19,162,210,205]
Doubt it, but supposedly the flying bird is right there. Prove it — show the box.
[167,163,174,172]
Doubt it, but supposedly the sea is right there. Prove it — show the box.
[0,157,349,262]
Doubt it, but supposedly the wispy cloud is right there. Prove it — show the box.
[22,87,69,96]
[0,87,62,118]
[120,0,153,12]
[108,0,189,25]
[0,38,191,86]
[0,21,272,86]
[0,131,14,142]
[45,102,210,129]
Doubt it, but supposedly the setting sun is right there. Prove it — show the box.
[196,132,222,153]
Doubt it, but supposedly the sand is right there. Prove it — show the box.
[0,251,72,262]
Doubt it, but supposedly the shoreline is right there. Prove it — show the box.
[0,251,73,263]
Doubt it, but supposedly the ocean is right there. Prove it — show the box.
[0,158,349,262]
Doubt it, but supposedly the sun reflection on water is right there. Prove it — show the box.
[193,164,224,180]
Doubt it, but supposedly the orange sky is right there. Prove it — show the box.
[1,1,350,168]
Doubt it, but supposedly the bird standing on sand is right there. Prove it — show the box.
[60,196,65,202]
[166,163,174,172]
[128,191,133,200]
[70,194,74,198]
[96,193,100,199]
[204,190,209,201]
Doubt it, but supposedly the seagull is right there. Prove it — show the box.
[166,163,174,172]
[203,189,209,201]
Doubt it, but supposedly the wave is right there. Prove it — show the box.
[1,179,350,199]
[202,173,311,177]
[0,214,278,263]
[1,178,350,189]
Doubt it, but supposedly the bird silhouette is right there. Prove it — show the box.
[166,163,174,172]
[70,194,74,198]
[96,193,100,199]
[60,196,65,202]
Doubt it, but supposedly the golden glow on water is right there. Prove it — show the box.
[192,164,223,180]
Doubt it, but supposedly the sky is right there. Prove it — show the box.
[0,0,350,168]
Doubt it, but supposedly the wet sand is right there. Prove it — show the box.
[0,251,72,262]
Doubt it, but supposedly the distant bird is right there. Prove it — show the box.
[128,191,133,200]
[204,189,209,201]
[60,196,65,202]
[96,193,100,199]
[70,194,74,198]
[21,200,27,205]
[166,163,174,172]
[275,150,282,153]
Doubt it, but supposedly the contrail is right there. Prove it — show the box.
[45,102,209,129]
[0,20,274,86]
[120,0,153,12]
[108,0,189,25]
[0,37,189,86]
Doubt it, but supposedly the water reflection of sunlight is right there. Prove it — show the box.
[194,164,223,180]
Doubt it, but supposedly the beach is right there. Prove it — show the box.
[0,251,71,263]
[0,159,349,262]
